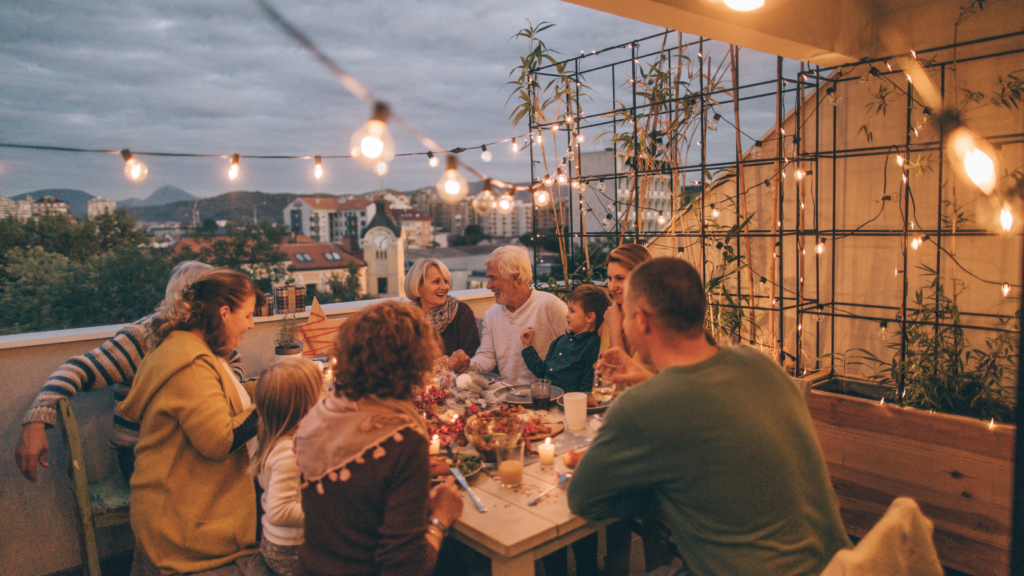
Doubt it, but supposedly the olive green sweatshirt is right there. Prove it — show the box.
[568,345,851,576]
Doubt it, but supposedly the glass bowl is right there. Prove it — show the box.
[463,413,526,463]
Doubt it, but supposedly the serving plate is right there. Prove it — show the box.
[498,384,564,405]
[556,394,614,413]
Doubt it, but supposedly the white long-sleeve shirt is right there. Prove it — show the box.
[258,437,305,546]
[470,290,568,385]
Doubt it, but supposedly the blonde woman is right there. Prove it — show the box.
[249,357,322,576]
[405,258,480,357]
[121,268,267,575]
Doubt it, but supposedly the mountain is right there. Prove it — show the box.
[124,190,310,224]
[8,189,94,218]
[118,184,195,209]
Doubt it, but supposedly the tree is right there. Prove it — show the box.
[196,220,287,291]
[325,260,364,302]
[91,209,148,253]
[450,224,489,247]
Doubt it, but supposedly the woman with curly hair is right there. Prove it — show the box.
[119,268,268,576]
[294,300,464,576]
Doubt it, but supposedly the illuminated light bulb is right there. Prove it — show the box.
[472,183,495,215]
[121,149,148,182]
[798,323,802,331]
[657,211,666,225]
[710,204,720,218]
[533,187,551,207]
[542,174,553,186]
[885,61,892,71]
[795,169,806,180]
[800,202,806,210]
[752,141,763,159]
[436,155,468,204]
[314,156,323,180]
[557,173,568,185]
[512,140,519,153]
[349,103,395,167]
[896,154,904,166]
[964,148,996,192]
[1000,203,1013,232]
[1002,282,1010,297]
[816,238,825,254]
[427,151,439,168]
[911,237,922,250]
[375,161,388,177]
[911,49,918,59]
[990,418,996,429]
[496,193,514,215]
[941,113,999,194]
[902,174,907,183]
[481,145,492,162]
[707,113,721,131]
[535,133,543,144]
[906,74,913,84]
[565,114,574,124]
[577,134,585,143]
[228,154,240,181]
[895,268,900,277]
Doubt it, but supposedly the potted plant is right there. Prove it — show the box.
[275,311,302,356]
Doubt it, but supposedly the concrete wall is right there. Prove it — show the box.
[0,289,494,576]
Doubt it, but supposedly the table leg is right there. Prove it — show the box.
[491,554,536,576]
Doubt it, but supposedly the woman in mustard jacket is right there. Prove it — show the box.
[119,268,267,575]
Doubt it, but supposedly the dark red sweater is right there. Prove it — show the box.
[439,301,480,358]
[299,431,436,576]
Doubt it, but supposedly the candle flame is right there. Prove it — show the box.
[545,437,551,445]
[989,418,995,430]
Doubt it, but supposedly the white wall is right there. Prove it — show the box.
[0,290,495,576]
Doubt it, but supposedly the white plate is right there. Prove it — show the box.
[499,384,564,405]
[557,394,614,413]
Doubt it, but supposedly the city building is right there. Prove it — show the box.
[283,195,378,247]
[0,196,34,221]
[277,242,366,297]
[87,197,117,218]
[361,198,405,298]
[405,240,527,291]
[30,195,71,218]
[391,209,434,249]
[577,148,675,235]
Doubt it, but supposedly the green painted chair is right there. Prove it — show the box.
[54,398,132,576]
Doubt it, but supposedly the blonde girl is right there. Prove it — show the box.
[249,357,322,576]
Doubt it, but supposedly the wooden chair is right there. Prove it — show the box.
[54,398,132,576]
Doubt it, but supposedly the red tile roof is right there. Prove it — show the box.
[338,197,375,211]
[296,196,347,210]
[278,242,365,270]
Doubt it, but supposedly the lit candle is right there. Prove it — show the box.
[429,434,441,455]
[539,437,555,466]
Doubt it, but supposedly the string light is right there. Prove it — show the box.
[826,86,840,105]
[314,156,323,179]
[1001,203,1013,232]
[1002,282,1011,297]
[795,168,807,180]
[816,238,825,254]
[939,111,998,195]
[427,151,439,168]
[533,186,551,207]
[350,102,395,168]
[472,181,495,215]
[879,321,889,340]
[228,154,240,181]
[542,174,553,186]
[602,213,613,228]
[121,149,148,182]
[557,173,568,185]
[512,140,519,153]
[707,113,721,131]
[786,136,800,157]
[577,134,585,143]
[496,193,514,215]
[534,133,543,144]
[565,114,574,125]
[911,236,922,250]
[657,211,667,225]
[595,179,606,193]
[436,155,468,204]
[710,204,721,218]
[374,161,388,177]
[481,145,492,162]
[752,141,763,159]
[895,268,901,277]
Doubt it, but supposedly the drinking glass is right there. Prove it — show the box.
[530,379,552,410]
[563,392,588,431]
[496,441,525,488]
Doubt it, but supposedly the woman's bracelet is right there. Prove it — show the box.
[428,516,450,536]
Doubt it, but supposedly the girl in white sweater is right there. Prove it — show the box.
[249,357,322,576]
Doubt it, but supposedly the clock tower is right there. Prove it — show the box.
[361,198,405,298]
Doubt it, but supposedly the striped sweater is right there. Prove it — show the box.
[22,314,245,448]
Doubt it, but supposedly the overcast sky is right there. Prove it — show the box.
[0,0,785,201]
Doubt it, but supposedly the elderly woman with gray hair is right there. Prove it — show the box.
[405,258,480,357]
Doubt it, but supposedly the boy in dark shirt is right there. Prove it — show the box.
[521,284,611,393]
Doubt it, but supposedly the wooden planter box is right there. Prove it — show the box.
[807,379,1014,576]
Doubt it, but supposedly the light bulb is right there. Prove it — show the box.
[752,141,763,159]
[787,136,800,157]
[472,185,495,215]
[710,204,720,218]
[375,161,388,177]
[557,173,568,185]
[942,116,998,195]
[314,156,323,180]
[349,103,395,168]
[496,194,514,214]
[795,169,806,180]
[436,156,468,204]
[565,114,574,124]
[595,179,606,193]
[533,187,551,207]
[481,145,492,162]
[707,113,721,131]
[228,154,240,181]
[879,322,889,340]
[896,154,904,166]
[859,74,871,87]
[534,133,542,144]
[577,134,585,143]
[551,123,559,132]
[657,211,666,225]
[826,86,840,105]
[964,148,995,192]
[816,239,825,254]
[512,140,519,153]
[121,149,148,182]
[624,166,634,178]
[723,0,764,11]
[1003,283,1011,297]
[895,268,900,277]
[543,174,553,186]
[911,237,922,250]
[427,151,439,168]
[602,214,613,228]
[1000,203,1013,232]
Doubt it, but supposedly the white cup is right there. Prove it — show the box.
[563,392,588,431]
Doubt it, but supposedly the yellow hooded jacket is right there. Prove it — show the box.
[118,330,258,575]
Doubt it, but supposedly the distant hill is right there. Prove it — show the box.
[125,190,312,224]
[119,185,195,209]
[8,189,94,218]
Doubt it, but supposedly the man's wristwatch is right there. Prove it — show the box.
[429,516,450,536]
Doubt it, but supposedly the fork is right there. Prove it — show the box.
[493,379,524,397]
[527,473,572,506]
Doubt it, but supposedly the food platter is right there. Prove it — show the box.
[430,454,482,483]
[556,394,614,413]
[498,384,564,406]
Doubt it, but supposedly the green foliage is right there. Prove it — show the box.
[853,266,1016,423]
[505,21,589,128]
[186,219,287,292]
[0,210,147,265]
[319,260,364,304]
[450,224,489,247]
[275,311,299,349]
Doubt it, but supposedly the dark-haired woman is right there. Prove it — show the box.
[120,268,268,575]
[295,300,464,576]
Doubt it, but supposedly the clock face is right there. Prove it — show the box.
[374,234,391,251]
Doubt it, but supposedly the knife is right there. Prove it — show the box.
[451,466,487,513]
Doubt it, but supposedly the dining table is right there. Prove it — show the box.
[449,408,614,576]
